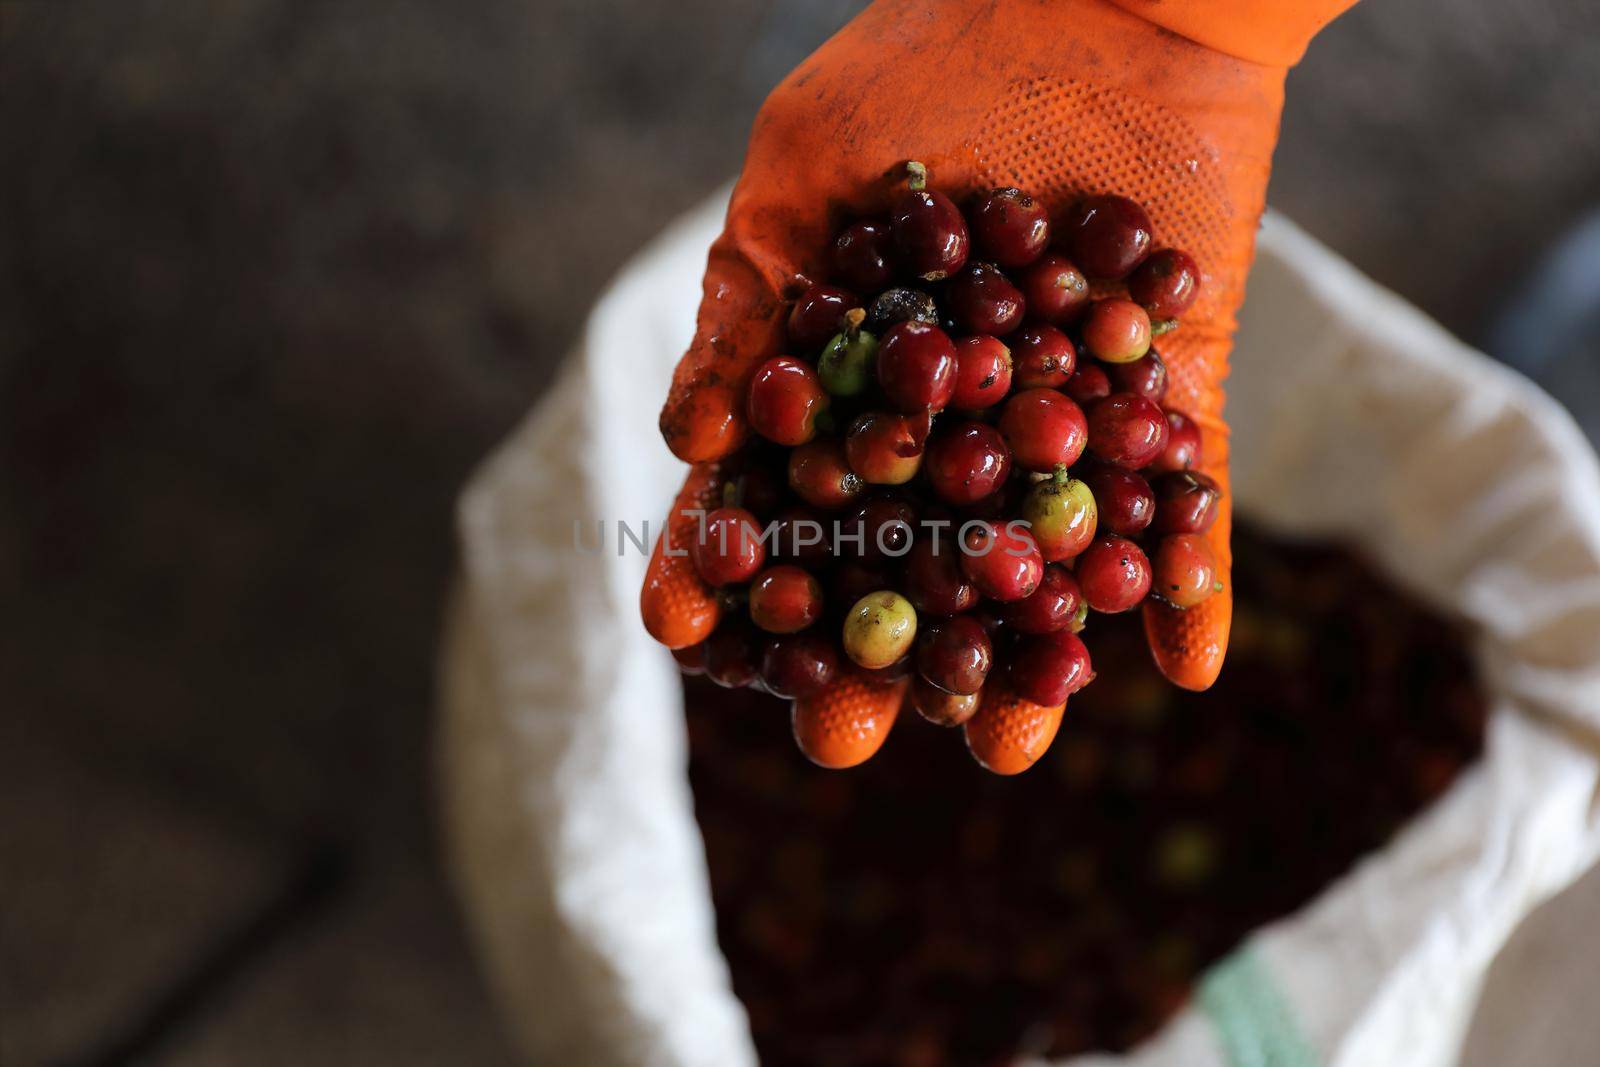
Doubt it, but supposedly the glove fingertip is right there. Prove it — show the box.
[661,378,748,463]
[1142,579,1232,691]
[640,571,720,650]
[640,464,726,649]
[963,684,1065,776]
[791,671,905,769]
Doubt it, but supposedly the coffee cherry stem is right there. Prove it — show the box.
[905,160,929,192]
[1026,464,1075,487]
[1151,318,1179,336]
[843,306,866,340]
[818,316,879,397]
[722,481,741,509]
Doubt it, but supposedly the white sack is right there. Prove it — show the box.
[440,193,1600,1067]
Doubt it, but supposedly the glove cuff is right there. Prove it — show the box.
[1104,0,1358,67]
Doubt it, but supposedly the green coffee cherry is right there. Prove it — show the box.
[817,308,877,397]
[1022,465,1098,562]
[842,590,917,669]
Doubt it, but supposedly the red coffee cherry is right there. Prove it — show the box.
[691,506,766,586]
[1129,247,1200,319]
[788,283,858,350]
[1152,533,1220,609]
[1150,471,1222,536]
[1075,534,1153,613]
[946,261,1026,335]
[999,388,1088,472]
[970,186,1050,268]
[950,335,1013,410]
[1087,393,1170,469]
[1067,194,1153,280]
[1009,324,1077,390]
[1019,253,1090,324]
[1003,564,1083,634]
[748,564,824,634]
[959,520,1044,603]
[890,161,969,281]
[1009,631,1094,706]
[1151,411,1203,473]
[924,421,1012,506]
[747,357,829,446]
[845,410,927,485]
[830,218,895,292]
[877,321,957,413]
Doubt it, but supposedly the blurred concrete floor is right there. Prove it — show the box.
[2,0,1599,1064]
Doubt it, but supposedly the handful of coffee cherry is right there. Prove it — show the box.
[668,161,1221,752]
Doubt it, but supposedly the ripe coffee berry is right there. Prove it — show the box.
[970,187,1050,267]
[1153,411,1203,473]
[749,565,824,634]
[671,642,705,675]
[961,481,1017,521]
[999,388,1087,472]
[1104,349,1167,404]
[843,591,919,669]
[830,562,891,611]
[1151,471,1222,536]
[1021,468,1098,562]
[960,521,1044,603]
[1020,253,1090,325]
[1009,631,1093,706]
[846,497,917,562]
[915,614,993,695]
[877,321,957,412]
[788,283,858,350]
[729,462,785,519]
[1009,324,1077,389]
[830,218,895,292]
[1083,298,1153,363]
[1129,247,1200,319]
[1068,194,1153,279]
[703,621,761,689]
[760,631,839,698]
[1087,393,1170,469]
[747,357,828,446]
[770,506,832,566]
[845,410,927,485]
[691,506,766,586]
[788,438,864,509]
[1076,534,1153,613]
[1078,462,1155,536]
[903,535,979,616]
[925,421,1012,506]
[910,675,980,726]
[1003,564,1083,634]
[1152,533,1219,609]
[1064,362,1112,406]
[891,161,969,281]
[946,261,1026,335]
[950,335,1012,410]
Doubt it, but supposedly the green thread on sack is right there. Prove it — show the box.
[1198,948,1321,1067]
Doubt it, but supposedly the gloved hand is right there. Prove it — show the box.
[642,0,1355,773]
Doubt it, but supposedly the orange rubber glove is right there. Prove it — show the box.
[644,0,1356,773]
